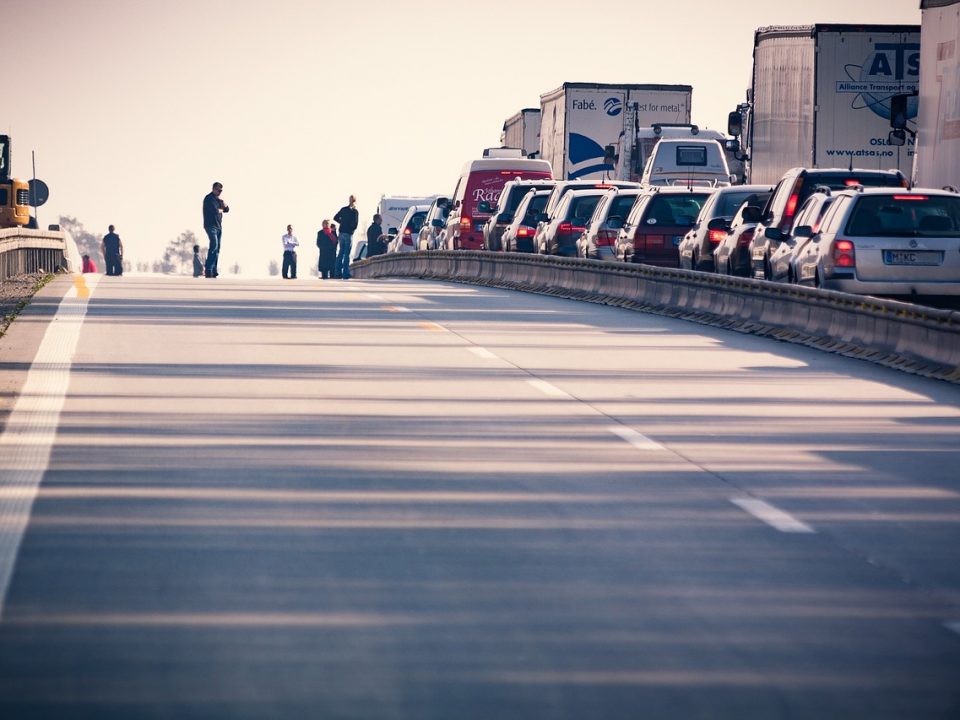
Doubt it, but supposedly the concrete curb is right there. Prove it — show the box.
[352,251,960,384]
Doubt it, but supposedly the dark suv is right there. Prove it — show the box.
[481,179,555,251]
[749,167,907,280]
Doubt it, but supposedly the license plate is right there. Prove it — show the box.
[882,250,943,266]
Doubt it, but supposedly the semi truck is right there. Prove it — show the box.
[729,25,921,185]
[914,1,960,188]
[500,109,541,157]
[538,82,693,181]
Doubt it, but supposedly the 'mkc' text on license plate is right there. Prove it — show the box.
[882,250,943,266]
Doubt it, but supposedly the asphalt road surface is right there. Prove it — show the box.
[0,274,958,719]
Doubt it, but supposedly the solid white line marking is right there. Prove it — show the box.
[526,379,571,399]
[366,293,385,301]
[0,275,99,617]
[609,426,664,451]
[730,498,815,534]
[382,305,412,313]
[468,347,498,360]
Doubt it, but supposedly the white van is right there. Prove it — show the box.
[640,138,735,188]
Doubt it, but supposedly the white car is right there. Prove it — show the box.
[386,205,430,253]
[792,187,960,295]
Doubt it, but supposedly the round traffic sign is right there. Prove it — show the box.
[28,178,49,207]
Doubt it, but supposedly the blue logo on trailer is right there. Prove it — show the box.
[839,41,921,122]
[604,98,622,117]
[568,133,613,179]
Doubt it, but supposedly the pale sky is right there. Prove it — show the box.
[3,0,921,275]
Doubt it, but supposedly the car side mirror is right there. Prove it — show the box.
[764,227,785,242]
[606,217,624,230]
[477,201,493,214]
[388,227,399,235]
[707,217,729,231]
[741,206,762,224]
[498,211,513,223]
[793,225,813,239]
[604,144,618,163]
[888,129,906,147]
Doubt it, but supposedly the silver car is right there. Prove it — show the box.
[386,205,430,254]
[578,188,641,261]
[793,187,960,295]
[768,189,836,283]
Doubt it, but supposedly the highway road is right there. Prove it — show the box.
[0,274,958,719]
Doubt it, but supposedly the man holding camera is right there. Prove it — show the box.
[202,181,229,278]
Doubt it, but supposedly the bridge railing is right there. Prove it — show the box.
[0,229,72,283]
[353,251,960,384]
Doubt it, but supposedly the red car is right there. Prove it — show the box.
[615,187,712,266]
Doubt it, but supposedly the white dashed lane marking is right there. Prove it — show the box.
[730,498,815,534]
[526,379,572,399]
[468,347,498,360]
[608,426,664,451]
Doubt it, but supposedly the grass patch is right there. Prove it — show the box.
[0,272,57,340]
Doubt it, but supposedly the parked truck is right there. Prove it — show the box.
[729,25,921,185]
[500,109,541,157]
[538,82,692,181]
[914,1,960,188]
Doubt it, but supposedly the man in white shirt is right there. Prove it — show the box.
[281,224,299,279]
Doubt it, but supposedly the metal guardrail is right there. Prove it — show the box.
[353,251,960,384]
[0,229,69,282]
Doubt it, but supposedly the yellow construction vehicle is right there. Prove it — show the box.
[0,135,31,228]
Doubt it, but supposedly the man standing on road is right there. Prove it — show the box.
[281,224,299,279]
[333,195,359,280]
[101,224,123,276]
[202,181,229,278]
[366,213,385,257]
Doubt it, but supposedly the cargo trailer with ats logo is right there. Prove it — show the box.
[539,83,692,181]
[729,25,921,185]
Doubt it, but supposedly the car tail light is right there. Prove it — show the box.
[844,179,861,187]
[558,223,584,237]
[597,229,618,246]
[708,229,726,244]
[641,234,667,247]
[517,226,532,237]
[832,239,856,268]
[780,176,804,231]
[402,228,413,246]
[738,229,754,247]
[460,216,471,231]
[893,195,928,201]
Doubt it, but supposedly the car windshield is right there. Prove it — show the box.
[522,195,549,223]
[567,196,601,224]
[643,194,709,227]
[845,195,960,237]
[607,195,638,221]
[716,191,770,218]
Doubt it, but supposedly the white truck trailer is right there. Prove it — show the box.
[730,25,921,184]
[538,82,692,180]
[914,1,960,188]
[500,109,541,157]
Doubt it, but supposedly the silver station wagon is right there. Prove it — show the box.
[793,187,960,296]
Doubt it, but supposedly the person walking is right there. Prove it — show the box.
[316,220,337,279]
[333,195,359,280]
[366,213,385,257]
[101,224,124,276]
[281,224,299,279]
[192,244,204,278]
[81,254,98,273]
[202,181,229,278]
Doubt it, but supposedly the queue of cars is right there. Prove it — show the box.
[382,146,960,298]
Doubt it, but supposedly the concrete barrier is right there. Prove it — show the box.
[353,251,960,383]
[0,229,68,282]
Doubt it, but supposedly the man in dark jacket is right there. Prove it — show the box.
[366,213,385,257]
[333,195,359,279]
[202,181,229,278]
[101,224,124,276]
